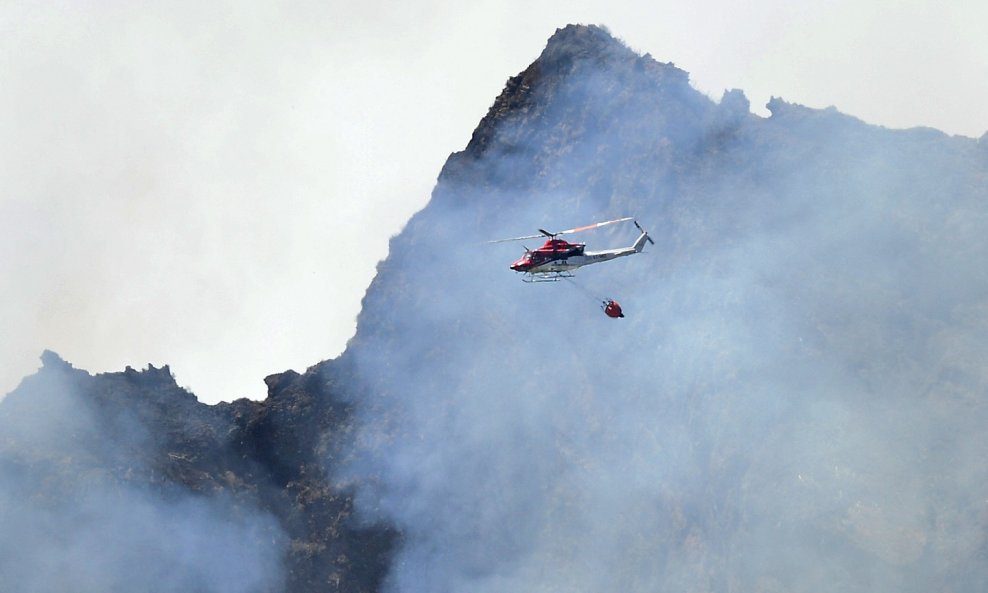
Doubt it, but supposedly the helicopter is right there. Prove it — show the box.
[490,217,654,282]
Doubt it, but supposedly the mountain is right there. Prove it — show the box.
[0,350,393,593]
[4,23,988,593]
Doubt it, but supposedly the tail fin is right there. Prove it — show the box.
[633,221,655,252]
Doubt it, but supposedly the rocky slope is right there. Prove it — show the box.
[0,351,392,592]
[4,23,988,593]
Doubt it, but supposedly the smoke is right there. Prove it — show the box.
[0,355,287,593]
[0,484,285,593]
[336,28,988,593]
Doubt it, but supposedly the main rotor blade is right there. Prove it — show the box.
[488,217,633,243]
[556,216,634,236]
[487,233,546,244]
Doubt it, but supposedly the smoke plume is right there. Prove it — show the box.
[336,25,988,593]
[0,352,287,593]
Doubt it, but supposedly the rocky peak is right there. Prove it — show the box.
[6,22,988,593]
[453,24,698,169]
[537,24,637,74]
[40,348,76,371]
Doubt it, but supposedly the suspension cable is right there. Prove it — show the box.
[562,276,606,305]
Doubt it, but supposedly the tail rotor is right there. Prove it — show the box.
[634,220,655,245]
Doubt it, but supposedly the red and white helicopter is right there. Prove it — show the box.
[490,217,654,282]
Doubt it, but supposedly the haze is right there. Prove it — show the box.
[3,1,986,403]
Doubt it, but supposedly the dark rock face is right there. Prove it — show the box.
[5,23,988,593]
[0,351,394,593]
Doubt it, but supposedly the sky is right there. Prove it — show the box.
[2,0,987,404]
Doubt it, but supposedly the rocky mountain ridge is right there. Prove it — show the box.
[1,350,393,592]
[5,23,988,593]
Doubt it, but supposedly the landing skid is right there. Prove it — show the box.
[522,271,575,283]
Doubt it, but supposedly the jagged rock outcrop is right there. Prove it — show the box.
[0,351,393,593]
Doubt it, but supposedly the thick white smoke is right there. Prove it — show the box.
[0,356,287,593]
[0,484,285,593]
[335,26,988,593]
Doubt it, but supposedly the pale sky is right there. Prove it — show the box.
[3,1,986,404]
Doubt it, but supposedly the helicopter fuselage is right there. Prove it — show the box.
[510,231,650,277]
